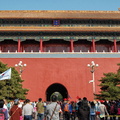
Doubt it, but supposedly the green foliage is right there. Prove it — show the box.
[51,92,63,101]
[95,64,120,100]
[0,61,29,100]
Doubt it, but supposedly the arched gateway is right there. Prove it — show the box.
[46,83,68,101]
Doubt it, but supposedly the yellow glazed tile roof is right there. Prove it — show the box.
[0,26,120,32]
[0,10,120,19]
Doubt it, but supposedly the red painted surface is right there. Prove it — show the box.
[0,58,119,101]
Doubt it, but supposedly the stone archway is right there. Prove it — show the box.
[46,83,68,101]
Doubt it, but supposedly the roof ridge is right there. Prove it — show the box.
[0,10,120,13]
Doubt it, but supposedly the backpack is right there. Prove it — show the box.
[80,100,89,111]
[7,103,10,108]
[0,108,5,120]
[90,107,96,115]
[64,104,69,112]
[110,105,115,114]
[110,104,117,114]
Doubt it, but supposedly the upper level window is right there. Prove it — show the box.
[95,39,113,52]
[21,39,39,52]
[74,39,92,52]
[43,39,70,52]
[0,39,17,52]
[116,41,120,52]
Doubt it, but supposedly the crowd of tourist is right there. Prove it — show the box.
[0,96,120,120]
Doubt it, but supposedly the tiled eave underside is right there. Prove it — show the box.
[0,26,120,32]
[0,10,120,19]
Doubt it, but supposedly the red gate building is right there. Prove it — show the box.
[0,10,120,101]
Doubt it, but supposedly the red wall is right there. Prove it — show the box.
[0,58,119,101]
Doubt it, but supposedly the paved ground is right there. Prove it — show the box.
[31,113,120,120]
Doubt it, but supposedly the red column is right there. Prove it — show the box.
[40,39,43,52]
[114,39,117,52]
[18,39,21,52]
[70,39,74,52]
[92,39,95,52]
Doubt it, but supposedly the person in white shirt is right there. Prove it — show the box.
[46,95,61,120]
[3,99,8,110]
[98,101,109,120]
[22,99,33,120]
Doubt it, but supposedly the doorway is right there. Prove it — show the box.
[46,83,68,101]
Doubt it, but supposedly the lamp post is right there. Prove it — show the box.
[15,61,27,77]
[87,61,99,98]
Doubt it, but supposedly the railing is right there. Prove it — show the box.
[0,50,120,53]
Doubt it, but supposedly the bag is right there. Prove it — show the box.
[96,111,100,115]
[90,107,95,115]
[32,112,35,118]
[7,103,10,108]
[20,116,23,120]
[117,108,120,115]
[64,104,69,112]
[0,109,5,120]
[110,104,117,114]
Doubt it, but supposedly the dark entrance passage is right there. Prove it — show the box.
[46,83,68,101]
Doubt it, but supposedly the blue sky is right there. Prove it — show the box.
[0,0,120,11]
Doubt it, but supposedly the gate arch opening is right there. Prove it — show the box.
[46,83,68,101]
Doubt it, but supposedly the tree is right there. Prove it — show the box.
[0,61,29,100]
[50,92,63,101]
[95,64,120,100]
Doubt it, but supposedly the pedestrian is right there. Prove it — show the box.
[46,95,61,120]
[117,104,120,120]
[90,101,96,120]
[0,99,9,120]
[71,101,77,120]
[76,97,82,120]
[78,97,90,120]
[36,98,45,120]
[22,99,33,120]
[104,100,111,120]
[3,99,8,111]
[98,100,109,120]
[62,98,72,120]
[109,101,117,120]
[9,99,22,120]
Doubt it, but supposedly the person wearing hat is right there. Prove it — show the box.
[62,98,72,120]
[9,99,22,120]
[46,95,61,120]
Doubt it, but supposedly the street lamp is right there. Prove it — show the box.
[15,61,27,76]
[87,61,99,98]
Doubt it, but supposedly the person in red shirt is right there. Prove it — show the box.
[9,99,22,120]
